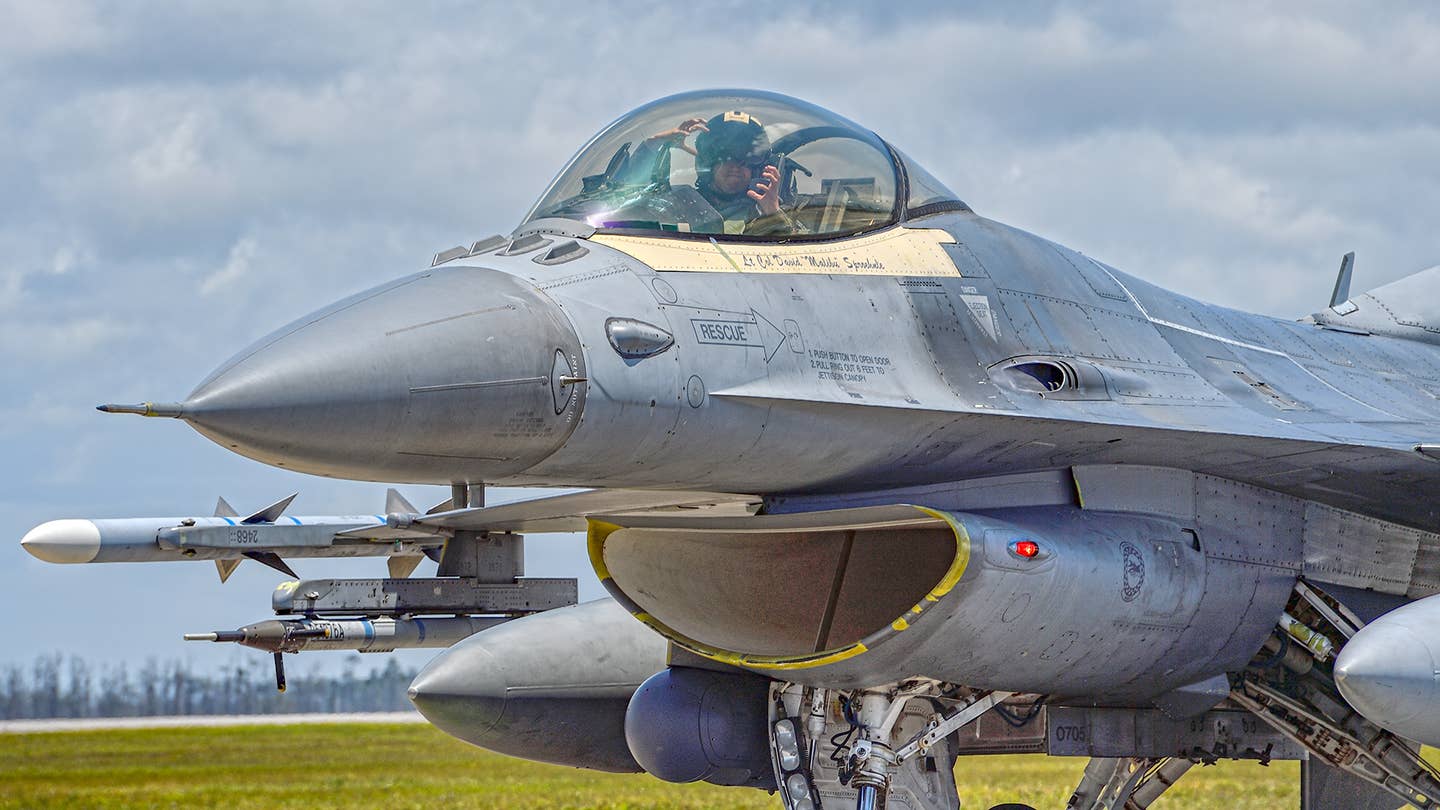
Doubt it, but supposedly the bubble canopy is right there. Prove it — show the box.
[523,90,966,241]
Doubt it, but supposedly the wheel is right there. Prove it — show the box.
[987,804,1039,810]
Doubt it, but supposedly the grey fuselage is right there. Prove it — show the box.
[186,211,1440,534]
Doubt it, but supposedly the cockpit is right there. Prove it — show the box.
[523,90,968,241]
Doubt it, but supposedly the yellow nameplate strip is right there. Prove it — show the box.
[592,227,959,277]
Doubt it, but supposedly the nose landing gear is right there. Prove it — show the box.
[767,680,1014,810]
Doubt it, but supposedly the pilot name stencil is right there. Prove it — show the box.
[739,252,886,273]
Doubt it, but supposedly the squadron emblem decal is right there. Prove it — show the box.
[1120,541,1146,603]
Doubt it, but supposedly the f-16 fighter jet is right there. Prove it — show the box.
[22,90,1440,810]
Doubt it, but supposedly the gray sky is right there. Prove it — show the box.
[4,1,1439,675]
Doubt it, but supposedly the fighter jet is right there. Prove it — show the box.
[21,89,1440,810]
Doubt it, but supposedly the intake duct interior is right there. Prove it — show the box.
[589,505,963,665]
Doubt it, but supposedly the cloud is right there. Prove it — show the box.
[200,236,258,296]
[0,0,108,65]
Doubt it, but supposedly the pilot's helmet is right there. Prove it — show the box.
[694,111,771,177]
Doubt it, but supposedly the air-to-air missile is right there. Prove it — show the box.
[1334,593,1440,747]
[21,489,445,580]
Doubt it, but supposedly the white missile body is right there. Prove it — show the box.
[1335,593,1440,746]
[21,514,433,564]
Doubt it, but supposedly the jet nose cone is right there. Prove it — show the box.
[1335,624,1436,725]
[182,267,585,483]
[21,520,101,563]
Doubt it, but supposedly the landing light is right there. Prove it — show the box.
[774,718,801,770]
[785,772,814,808]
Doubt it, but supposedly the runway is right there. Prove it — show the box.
[0,711,427,733]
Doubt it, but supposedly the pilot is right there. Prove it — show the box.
[649,111,801,235]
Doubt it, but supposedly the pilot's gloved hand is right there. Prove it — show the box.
[646,117,708,155]
[747,164,782,216]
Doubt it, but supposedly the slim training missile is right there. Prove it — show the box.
[184,616,505,654]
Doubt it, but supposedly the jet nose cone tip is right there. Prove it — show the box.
[20,520,102,563]
[96,402,185,418]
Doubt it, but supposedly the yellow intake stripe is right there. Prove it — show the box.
[592,227,958,277]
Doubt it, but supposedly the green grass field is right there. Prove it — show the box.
[0,721,1298,809]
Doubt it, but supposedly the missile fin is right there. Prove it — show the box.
[214,497,239,518]
[388,554,424,578]
[386,488,419,516]
[426,498,454,515]
[215,558,242,583]
[243,493,298,525]
[243,550,298,578]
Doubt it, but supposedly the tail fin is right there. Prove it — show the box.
[1312,264,1440,345]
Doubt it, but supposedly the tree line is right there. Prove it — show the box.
[1,653,419,719]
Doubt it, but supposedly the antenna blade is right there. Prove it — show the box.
[1330,251,1356,309]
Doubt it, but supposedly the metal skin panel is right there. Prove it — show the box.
[1303,503,1425,594]
[1074,464,1440,597]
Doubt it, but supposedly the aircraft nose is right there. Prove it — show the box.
[178,267,585,483]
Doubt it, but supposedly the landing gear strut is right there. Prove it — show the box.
[1066,756,1195,809]
[767,680,1013,810]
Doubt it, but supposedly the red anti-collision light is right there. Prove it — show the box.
[1012,540,1040,559]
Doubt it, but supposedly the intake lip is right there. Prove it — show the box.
[588,505,971,673]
